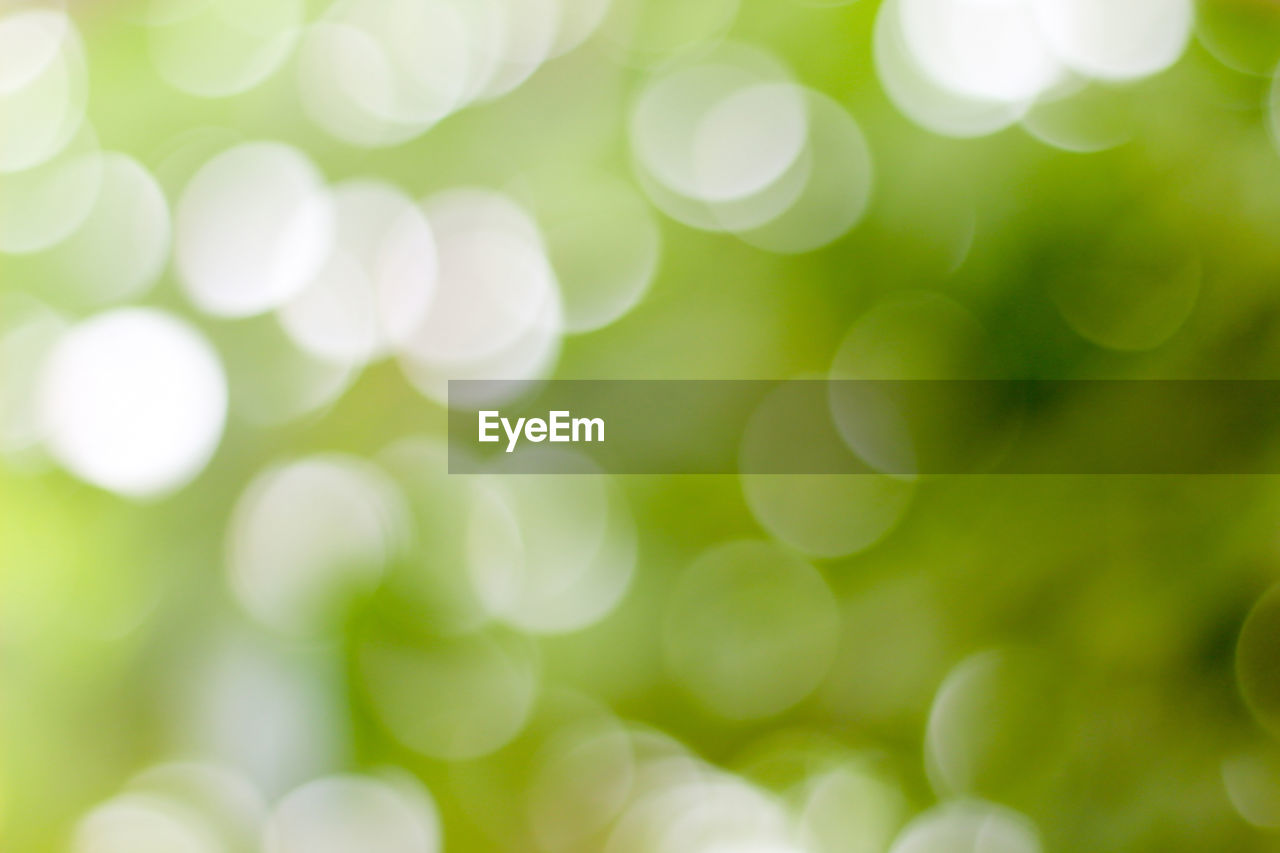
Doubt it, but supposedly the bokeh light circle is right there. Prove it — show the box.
[228,454,409,637]
[38,308,227,497]
[466,450,637,634]
[360,632,540,760]
[177,141,335,318]
[664,540,839,719]
[265,774,440,853]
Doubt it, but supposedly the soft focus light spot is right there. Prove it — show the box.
[691,83,808,202]
[148,0,302,97]
[800,765,906,853]
[528,721,636,850]
[265,774,440,853]
[279,180,437,365]
[888,800,1041,853]
[44,152,170,305]
[607,772,804,853]
[0,8,85,173]
[875,0,1028,137]
[0,8,68,95]
[398,188,562,403]
[177,142,335,318]
[734,90,873,254]
[551,0,612,56]
[534,172,661,333]
[408,188,557,363]
[899,0,1063,103]
[151,125,243,199]
[1236,583,1280,738]
[630,46,797,203]
[742,473,911,559]
[297,22,417,149]
[925,649,1062,798]
[360,632,540,760]
[172,631,347,797]
[399,297,561,406]
[297,0,471,148]
[1021,82,1131,152]
[73,794,222,853]
[466,450,637,634]
[0,134,102,254]
[1223,751,1280,829]
[664,540,838,720]
[830,292,1008,474]
[38,308,227,497]
[1031,0,1192,81]
[630,47,870,248]
[129,762,267,853]
[228,455,409,637]
[1197,0,1280,77]
[740,379,912,557]
[475,0,559,101]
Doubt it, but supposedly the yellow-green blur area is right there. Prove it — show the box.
[8,0,1280,851]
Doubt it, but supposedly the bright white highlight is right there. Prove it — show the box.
[399,189,562,405]
[279,180,437,365]
[899,0,1063,103]
[875,0,1192,138]
[1031,0,1192,82]
[38,309,227,498]
[875,0,1028,138]
[177,142,335,318]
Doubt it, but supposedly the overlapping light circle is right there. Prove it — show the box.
[278,179,437,367]
[265,774,440,853]
[0,8,86,173]
[465,450,637,634]
[227,454,409,636]
[147,0,303,98]
[398,188,562,405]
[176,142,336,318]
[631,43,872,252]
[875,0,1193,140]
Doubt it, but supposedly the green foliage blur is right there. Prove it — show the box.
[8,1,1280,852]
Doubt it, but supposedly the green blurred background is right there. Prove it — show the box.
[8,0,1280,851]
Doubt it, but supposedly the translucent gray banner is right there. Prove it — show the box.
[447,380,1280,474]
